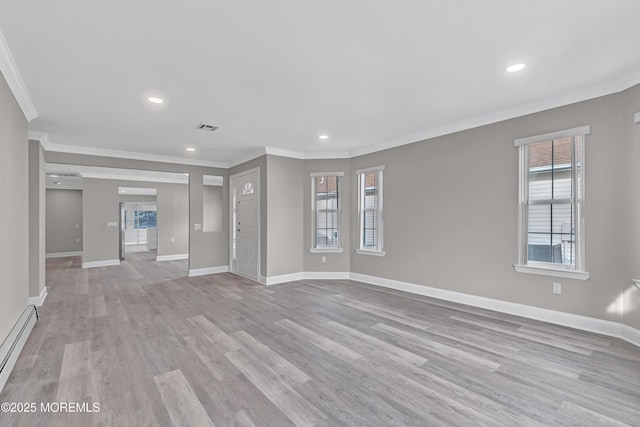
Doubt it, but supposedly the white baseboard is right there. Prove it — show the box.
[46,251,82,259]
[82,259,120,269]
[0,306,37,393]
[263,271,350,286]
[349,272,640,348]
[27,287,47,307]
[188,265,230,277]
[156,253,189,262]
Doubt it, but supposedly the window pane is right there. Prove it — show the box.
[314,175,340,248]
[363,210,377,248]
[528,203,573,265]
[528,138,573,202]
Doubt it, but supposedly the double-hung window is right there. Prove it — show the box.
[356,166,384,256]
[310,172,343,252]
[514,126,589,280]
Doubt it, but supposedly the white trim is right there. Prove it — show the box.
[309,248,344,254]
[514,264,590,280]
[34,134,227,168]
[302,272,351,280]
[355,249,386,257]
[264,271,350,285]
[0,306,37,393]
[635,112,640,124]
[265,272,305,285]
[156,253,188,262]
[188,265,230,277]
[309,171,345,178]
[46,251,83,259]
[513,125,591,147]
[348,273,639,348]
[0,30,38,121]
[355,165,386,175]
[82,259,120,269]
[28,287,48,307]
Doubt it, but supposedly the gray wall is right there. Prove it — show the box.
[0,72,29,343]
[83,179,190,262]
[266,155,304,277]
[203,185,223,232]
[303,159,351,273]
[349,88,635,326]
[622,84,640,330]
[45,152,227,271]
[46,189,83,254]
[229,155,268,277]
[28,140,46,297]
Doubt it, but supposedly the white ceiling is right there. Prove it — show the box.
[3,1,640,166]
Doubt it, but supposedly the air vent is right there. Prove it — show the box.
[196,123,219,132]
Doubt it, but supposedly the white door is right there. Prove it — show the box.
[232,170,259,280]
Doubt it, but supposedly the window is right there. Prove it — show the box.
[356,166,384,256]
[310,172,343,252]
[514,126,589,280]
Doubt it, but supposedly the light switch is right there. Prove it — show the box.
[106,221,118,227]
[194,223,202,230]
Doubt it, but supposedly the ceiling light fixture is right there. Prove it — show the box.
[147,97,164,104]
[186,147,196,152]
[50,174,58,178]
[506,63,526,73]
[53,182,61,185]
[318,135,329,140]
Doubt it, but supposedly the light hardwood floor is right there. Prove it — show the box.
[1,253,639,426]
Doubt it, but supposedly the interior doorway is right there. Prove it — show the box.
[229,168,260,281]
[118,187,158,260]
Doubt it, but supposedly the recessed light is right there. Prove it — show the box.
[53,182,61,185]
[186,147,196,152]
[147,97,164,104]
[183,173,189,176]
[506,63,526,73]
[50,174,58,178]
[318,135,329,140]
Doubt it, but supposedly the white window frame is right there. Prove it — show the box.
[310,172,344,253]
[514,125,589,280]
[356,165,385,256]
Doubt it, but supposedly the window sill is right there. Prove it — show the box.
[513,264,589,280]
[356,249,385,257]
[309,248,344,254]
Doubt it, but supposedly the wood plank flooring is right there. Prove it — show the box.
[1,252,639,426]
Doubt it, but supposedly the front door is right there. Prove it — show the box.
[232,170,259,280]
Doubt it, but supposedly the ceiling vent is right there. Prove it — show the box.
[196,123,219,132]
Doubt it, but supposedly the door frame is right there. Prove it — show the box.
[229,167,261,281]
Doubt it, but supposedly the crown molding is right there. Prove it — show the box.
[0,29,37,121]
[349,71,640,158]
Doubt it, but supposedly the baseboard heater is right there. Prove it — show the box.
[0,305,38,392]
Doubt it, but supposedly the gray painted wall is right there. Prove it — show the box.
[28,140,46,297]
[83,179,190,262]
[303,159,351,273]
[0,72,29,343]
[622,84,640,330]
[266,155,304,277]
[46,189,83,254]
[349,88,636,327]
[203,184,223,232]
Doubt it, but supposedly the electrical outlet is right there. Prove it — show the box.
[194,223,202,230]
[76,224,80,228]
[171,237,175,242]
[76,238,80,243]
[321,256,326,263]
[553,282,562,294]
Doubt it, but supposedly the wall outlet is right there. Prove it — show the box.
[106,221,118,228]
[76,238,81,243]
[553,282,562,294]
[194,223,202,230]
[171,237,175,242]
[321,256,326,263]
[76,224,80,228]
